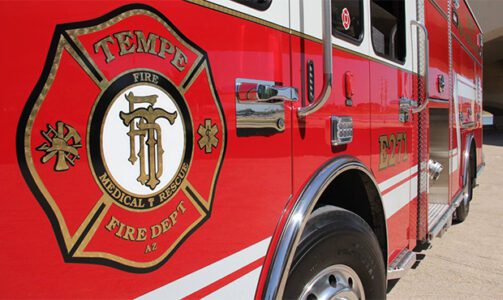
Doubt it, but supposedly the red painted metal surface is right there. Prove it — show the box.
[0,0,484,297]
[2,1,291,297]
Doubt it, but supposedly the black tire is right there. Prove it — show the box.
[455,160,473,223]
[284,206,386,299]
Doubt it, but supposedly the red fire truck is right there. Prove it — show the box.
[1,0,483,298]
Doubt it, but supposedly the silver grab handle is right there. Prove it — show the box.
[298,0,333,117]
[410,20,430,114]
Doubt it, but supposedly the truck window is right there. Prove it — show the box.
[332,0,364,44]
[370,0,406,63]
[231,0,272,11]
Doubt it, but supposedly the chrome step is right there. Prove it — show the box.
[428,191,466,240]
[387,249,416,280]
[428,203,449,232]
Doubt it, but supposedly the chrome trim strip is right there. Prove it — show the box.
[262,156,385,299]
[297,0,332,117]
[429,97,449,104]
[461,121,476,129]
[428,0,448,20]
[462,133,474,187]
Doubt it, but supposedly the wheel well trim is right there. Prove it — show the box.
[261,156,386,300]
[462,133,475,187]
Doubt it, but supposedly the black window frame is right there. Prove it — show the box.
[370,0,407,65]
[230,0,272,11]
[331,0,365,46]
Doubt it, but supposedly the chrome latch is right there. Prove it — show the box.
[399,97,417,123]
[437,74,445,93]
[331,116,353,146]
[235,78,297,135]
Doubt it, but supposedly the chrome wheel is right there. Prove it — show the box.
[300,264,365,300]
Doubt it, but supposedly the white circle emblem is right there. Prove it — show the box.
[101,84,185,196]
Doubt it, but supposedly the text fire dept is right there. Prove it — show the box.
[105,200,187,241]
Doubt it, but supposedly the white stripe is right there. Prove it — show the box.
[383,176,418,218]
[137,237,271,300]
[457,80,476,101]
[202,267,262,300]
[453,74,462,170]
[449,148,460,173]
[378,166,418,192]
[457,74,476,87]
[450,154,459,173]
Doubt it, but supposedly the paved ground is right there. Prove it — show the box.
[387,130,503,299]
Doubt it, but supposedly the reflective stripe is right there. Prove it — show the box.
[379,166,418,192]
[382,175,418,218]
[378,166,419,219]
[202,267,263,300]
[450,154,459,173]
[457,78,477,101]
[137,237,271,300]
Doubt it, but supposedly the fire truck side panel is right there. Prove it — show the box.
[426,0,450,100]
[368,0,420,262]
[289,40,372,192]
[475,61,483,169]
[287,0,420,268]
[0,0,485,298]
[2,1,296,297]
[451,0,482,66]
[449,0,483,201]
[369,61,418,263]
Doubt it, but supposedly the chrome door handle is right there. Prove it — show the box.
[236,81,298,103]
[235,78,295,135]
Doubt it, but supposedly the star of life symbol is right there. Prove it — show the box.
[198,119,219,154]
[37,121,82,171]
[119,92,177,190]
